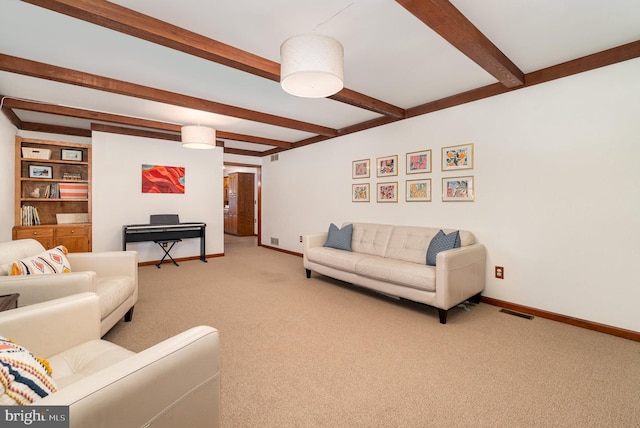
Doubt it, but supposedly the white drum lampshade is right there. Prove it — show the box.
[181,125,216,149]
[280,34,344,98]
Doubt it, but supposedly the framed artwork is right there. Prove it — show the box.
[376,182,398,202]
[28,165,53,179]
[406,179,431,202]
[442,143,474,171]
[61,149,83,162]
[406,150,431,174]
[352,159,370,179]
[142,164,185,194]
[376,155,398,177]
[352,183,370,202]
[442,176,475,202]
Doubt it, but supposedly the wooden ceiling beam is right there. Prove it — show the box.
[407,40,640,117]
[91,123,180,141]
[21,122,92,137]
[0,54,337,137]
[3,97,177,131]
[1,107,23,129]
[6,97,294,148]
[22,0,405,119]
[91,124,265,155]
[396,0,525,88]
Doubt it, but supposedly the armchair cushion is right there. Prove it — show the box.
[9,245,71,275]
[0,337,58,405]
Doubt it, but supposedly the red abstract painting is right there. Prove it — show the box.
[142,164,185,194]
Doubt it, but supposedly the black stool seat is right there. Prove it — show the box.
[154,239,181,268]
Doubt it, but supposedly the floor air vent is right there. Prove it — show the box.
[499,308,534,320]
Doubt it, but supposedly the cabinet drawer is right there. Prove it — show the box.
[56,226,90,238]
[14,227,54,239]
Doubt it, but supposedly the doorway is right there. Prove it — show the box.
[223,163,261,249]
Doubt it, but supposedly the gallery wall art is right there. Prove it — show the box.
[141,164,185,194]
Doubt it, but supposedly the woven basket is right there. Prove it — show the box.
[22,147,52,160]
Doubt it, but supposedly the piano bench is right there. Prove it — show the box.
[154,239,181,268]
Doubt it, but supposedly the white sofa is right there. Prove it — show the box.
[0,238,138,336]
[0,293,220,428]
[303,223,486,323]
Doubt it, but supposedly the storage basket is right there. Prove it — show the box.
[22,147,52,160]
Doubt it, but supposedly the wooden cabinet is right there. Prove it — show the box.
[13,137,92,252]
[224,172,254,236]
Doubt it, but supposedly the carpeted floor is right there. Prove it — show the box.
[104,235,640,427]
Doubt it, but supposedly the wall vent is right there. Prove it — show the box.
[270,154,279,162]
[270,237,279,246]
[499,308,534,320]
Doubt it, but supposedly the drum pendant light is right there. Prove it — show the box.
[280,34,344,98]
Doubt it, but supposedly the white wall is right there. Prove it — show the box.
[92,132,223,261]
[0,115,16,242]
[262,58,640,332]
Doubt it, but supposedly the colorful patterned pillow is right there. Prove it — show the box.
[9,245,71,276]
[0,337,57,405]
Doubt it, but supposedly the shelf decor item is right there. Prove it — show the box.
[28,165,53,179]
[406,150,431,174]
[352,183,370,202]
[21,147,51,160]
[406,179,431,202]
[442,176,475,202]
[442,143,474,171]
[376,155,398,177]
[376,182,398,202]
[61,149,83,161]
[352,159,370,179]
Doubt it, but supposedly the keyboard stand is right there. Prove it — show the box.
[154,239,181,268]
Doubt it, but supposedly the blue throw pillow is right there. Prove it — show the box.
[323,223,353,251]
[426,230,461,266]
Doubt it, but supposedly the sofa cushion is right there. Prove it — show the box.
[10,245,71,276]
[426,230,461,266]
[385,226,438,264]
[350,223,394,257]
[0,337,58,405]
[355,256,436,292]
[323,223,353,251]
[307,247,367,273]
[48,339,134,389]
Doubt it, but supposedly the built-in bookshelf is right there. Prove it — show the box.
[13,137,92,252]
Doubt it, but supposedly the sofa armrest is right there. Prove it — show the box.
[67,250,138,279]
[0,293,101,358]
[38,326,221,428]
[303,233,328,267]
[434,244,487,310]
[0,271,97,306]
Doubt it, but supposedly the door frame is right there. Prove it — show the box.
[223,162,262,246]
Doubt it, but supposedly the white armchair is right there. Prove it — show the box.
[0,293,220,428]
[0,239,138,336]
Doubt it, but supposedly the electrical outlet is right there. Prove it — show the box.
[495,266,504,279]
[299,235,303,243]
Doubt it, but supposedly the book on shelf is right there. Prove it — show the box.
[21,205,41,226]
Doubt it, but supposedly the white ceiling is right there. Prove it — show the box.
[1,0,639,155]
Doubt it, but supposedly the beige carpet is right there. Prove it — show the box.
[105,236,640,427]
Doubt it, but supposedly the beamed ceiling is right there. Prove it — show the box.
[1,0,639,157]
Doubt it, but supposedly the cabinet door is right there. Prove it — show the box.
[55,226,91,252]
[13,226,54,249]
